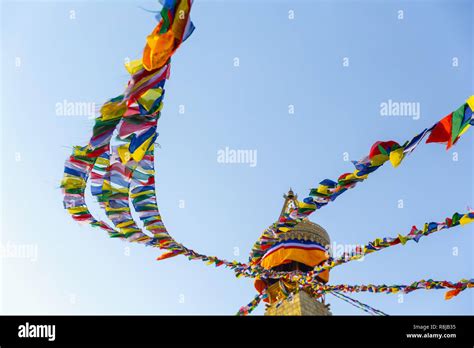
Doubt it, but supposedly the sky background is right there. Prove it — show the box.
[0,0,473,315]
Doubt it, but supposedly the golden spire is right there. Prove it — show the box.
[279,188,299,218]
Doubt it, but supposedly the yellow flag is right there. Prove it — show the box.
[460,214,474,225]
[131,136,154,162]
[125,59,144,75]
[61,176,85,189]
[466,95,474,111]
[120,227,141,234]
[317,185,330,195]
[67,206,88,214]
[117,144,131,164]
[458,124,471,138]
[95,156,110,166]
[100,101,126,121]
[171,0,190,40]
[370,154,389,166]
[389,147,405,168]
[105,206,130,213]
[116,220,136,228]
[138,88,163,111]
[73,146,88,158]
[398,234,409,245]
[130,190,155,198]
[298,200,315,210]
[102,180,111,192]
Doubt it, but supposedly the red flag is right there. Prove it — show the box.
[426,113,453,148]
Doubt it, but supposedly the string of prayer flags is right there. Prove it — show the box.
[311,279,474,300]
[61,0,474,316]
[236,293,267,316]
[249,97,474,266]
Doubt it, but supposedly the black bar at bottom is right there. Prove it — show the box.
[0,315,472,346]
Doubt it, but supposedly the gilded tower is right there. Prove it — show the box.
[256,189,332,316]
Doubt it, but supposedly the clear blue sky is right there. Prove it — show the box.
[0,0,472,315]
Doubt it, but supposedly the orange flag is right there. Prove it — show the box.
[444,288,461,300]
[156,250,184,261]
